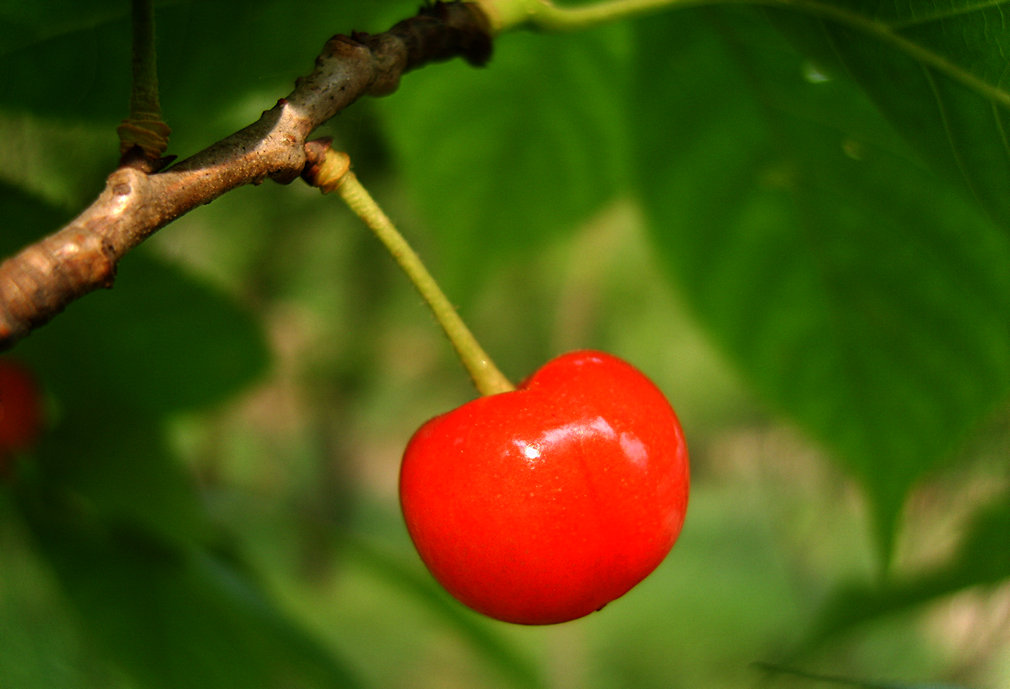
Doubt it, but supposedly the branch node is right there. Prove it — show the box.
[302,139,351,193]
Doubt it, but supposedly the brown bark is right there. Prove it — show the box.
[0,1,492,350]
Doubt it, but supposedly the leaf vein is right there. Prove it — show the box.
[922,63,988,209]
[995,100,1010,158]
[888,0,1010,29]
[765,0,1010,109]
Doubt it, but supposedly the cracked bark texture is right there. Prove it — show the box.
[0,1,492,350]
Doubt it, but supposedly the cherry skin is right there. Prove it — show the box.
[399,350,689,625]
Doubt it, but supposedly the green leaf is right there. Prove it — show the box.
[17,249,271,415]
[2,172,348,686]
[0,0,405,155]
[763,0,1010,230]
[0,181,71,250]
[1,185,267,537]
[339,533,548,689]
[155,0,410,155]
[0,505,125,689]
[30,412,214,547]
[0,113,117,211]
[2,183,269,420]
[0,1,124,55]
[631,8,1010,562]
[754,661,975,688]
[17,485,364,689]
[796,494,1010,654]
[375,25,629,296]
[0,3,130,123]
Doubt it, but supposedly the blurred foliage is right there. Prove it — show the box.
[1,1,1009,688]
[631,6,1010,568]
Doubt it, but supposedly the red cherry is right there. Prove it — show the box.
[0,358,43,475]
[399,350,689,625]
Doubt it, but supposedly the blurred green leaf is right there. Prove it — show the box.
[2,183,268,534]
[754,661,975,688]
[0,181,70,250]
[155,0,411,156]
[376,25,629,296]
[765,0,1010,230]
[2,179,354,688]
[0,503,125,689]
[31,412,213,546]
[11,244,271,416]
[795,494,1010,654]
[0,0,407,157]
[0,4,129,123]
[631,8,1010,561]
[0,113,117,210]
[339,532,547,689]
[0,1,123,55]
[17,484,364,689]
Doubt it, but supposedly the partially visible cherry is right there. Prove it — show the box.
[400,350,689,625]
[0,358,44,477]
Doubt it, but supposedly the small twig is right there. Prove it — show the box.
[0,2,492,351]
[117,0,172,168]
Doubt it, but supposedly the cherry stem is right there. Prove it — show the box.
[318,150,515,397]
[118,0,171,160]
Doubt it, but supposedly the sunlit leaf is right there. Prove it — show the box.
[631,7,1010,561]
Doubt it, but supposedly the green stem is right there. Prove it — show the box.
[118,0,171,158]
[129,0,160,118]
[479,0,711,33]
[333,162,515,397]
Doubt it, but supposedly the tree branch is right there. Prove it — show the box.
[0,1,492,351]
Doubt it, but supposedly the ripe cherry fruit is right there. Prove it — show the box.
[0,358,44,475]
[400,350,689,625]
